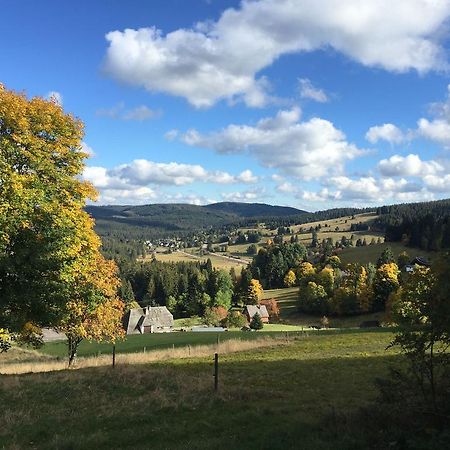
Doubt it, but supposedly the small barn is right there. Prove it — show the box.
[244,305,270,324]
[123,306,174,335]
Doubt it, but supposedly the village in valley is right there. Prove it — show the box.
[2,1,450,449]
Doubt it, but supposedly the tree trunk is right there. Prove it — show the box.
[67,335,81,367]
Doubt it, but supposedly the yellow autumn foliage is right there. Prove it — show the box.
[0,84,125,357]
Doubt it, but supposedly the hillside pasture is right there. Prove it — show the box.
[38,327,339,360]
[0,331,402,449]
[338,241,439,265]
[261,286,386,328]
[292,212,378,234]
[149,250,249,270]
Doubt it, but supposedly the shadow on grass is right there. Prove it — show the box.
[0,350,403,450]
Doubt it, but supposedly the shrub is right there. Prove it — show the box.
[223,310,246,328]
[260,298,280,319]
[247,244,258,255]
[0,328,11,353]
[283,269,296,287]
[203,306,228,326]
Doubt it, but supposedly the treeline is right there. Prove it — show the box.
[119,258,242,318]
[264,207,375,229]
[249,242,307,288]
[376,199,450,251]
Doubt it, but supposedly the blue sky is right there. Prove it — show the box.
[2,0,450,210]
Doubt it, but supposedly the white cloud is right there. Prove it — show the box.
[122,105,161,120]
[80,142,95,157]
[417,118,450,146]
[97,186,157,205]
[378,154,443,176]
[96,103,125,118]
[415,84,450,147]
[366,85,450,150]
[236,169,258,183]
[298,175,437,204]
[96,103,160,121]
[83,159,259,204]
[163,192,216,205]
[423,173,450,192]
[222,188,265,202]
[104,0,450,107]
[277,182,296,193]
[366,123,405,144]
[46,91,63,106]
[298,78,328,102]
[271,174,284,182]
[180,107,363,179]
[164,129,179,141]
[83,159,260,205]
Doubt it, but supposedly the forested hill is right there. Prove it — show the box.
[203,202,306,217]
[86,203,237,234]
[376,199,450,251]
[85,202,309,241]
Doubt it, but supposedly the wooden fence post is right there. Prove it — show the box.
[214,352,219,392]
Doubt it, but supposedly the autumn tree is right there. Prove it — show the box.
[334,264,372,314]
[247,279,263,305]
[373,263,400,311]
[203,306,228,327]
[382,254,450,420]
[318,267,334,296]
[0,328,11,353]
[296,262,316,286]
[283,269,296,287]
[299,282,329,315]
[0,85,125,361]
[260,298,280,320]
[325,255,341,269]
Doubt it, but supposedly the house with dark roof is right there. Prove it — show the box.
[410,256,430,267]
[244,305,270,324]
[123,306,174,334]
[405,256,431,273]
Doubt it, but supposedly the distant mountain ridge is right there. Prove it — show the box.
[203,202,307,217]
[85,201,309,238]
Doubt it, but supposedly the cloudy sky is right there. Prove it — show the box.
[2,0,450,210]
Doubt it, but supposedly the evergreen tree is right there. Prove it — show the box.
[250,312,264,330]
[377,246,395,267]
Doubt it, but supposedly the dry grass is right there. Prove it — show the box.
[144,250,249,270]
[0,346,54,364]
[0,336,286,375]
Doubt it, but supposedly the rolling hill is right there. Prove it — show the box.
[203,202,306,217]
[86,202,308,236]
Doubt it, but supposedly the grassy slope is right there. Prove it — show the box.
[262,287,385,327]
[339,241,439,265]
[40,328,345,358]
[146,250,249,270]
[0,331,399,450]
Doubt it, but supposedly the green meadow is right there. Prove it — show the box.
[0,331,401,450]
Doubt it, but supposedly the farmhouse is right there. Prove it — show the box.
[244,305,270,324]
[123,306,174,335]
[405,256,431,273]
